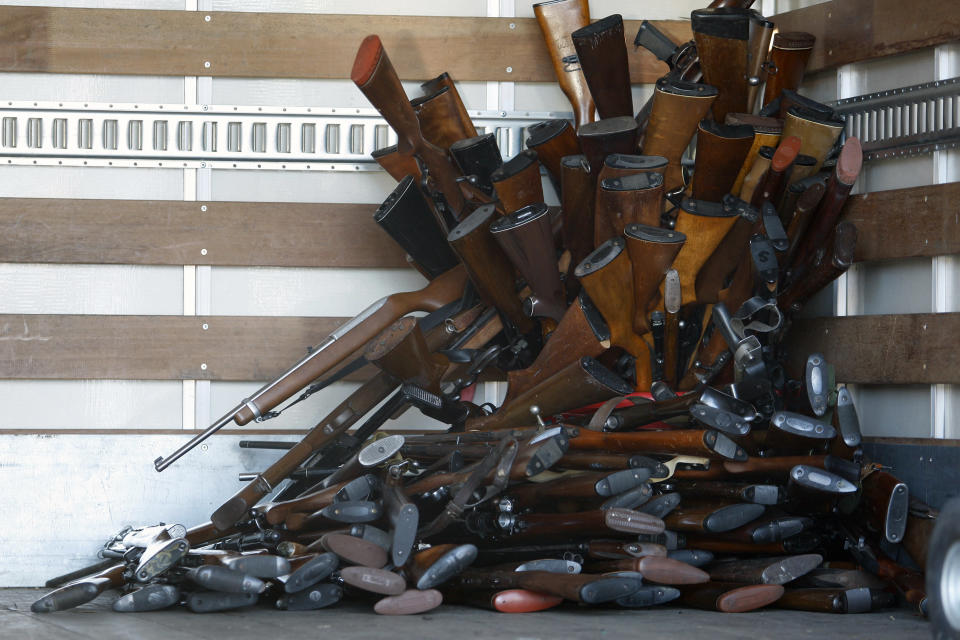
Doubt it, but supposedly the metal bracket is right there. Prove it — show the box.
[0,100,572,171]
[829,76,960,161]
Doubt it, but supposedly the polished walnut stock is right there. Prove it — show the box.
[501,291,610,406]
[491,150,545,214]
[577,116,640,184]
[507,508,665,540]
[412,87,477,151]
[533,0,595,128]
[572,14,633,119]
[575,238,653,390]
[419,72,477,142]
[365,316,448,394]
[785,180,827,264]
[642,78,718,192]
[466,356,632,431]
[623,224,685,334]
[490,203,565,322]
[593,154,666,244]
[456,569,632,604]
[763,32,816,106]
[448,204,533,333]
[526,120,581,189]
[587,556,710,584]
[31,563,127,613]
[691,120,755,201]
[570,429,748,461]
[352,35,465,218]
[371,144,421,183]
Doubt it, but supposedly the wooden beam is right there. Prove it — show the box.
[0,7,686,83]
[0,198,408,268]
[775,0,960,73]
[842,181,960,262]
[786,313,960,385]
[0,314,378,382]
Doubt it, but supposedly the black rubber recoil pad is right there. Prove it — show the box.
[525,119,570,147]
[186,591,258,613]
[703,503,767,533]
[284,553,339,594]
[417,544,478,590]
[601,484,653,511]
[579,576,643,604]
[187,566,265,594]
[668,549,714,567]
[616,585,681,608]
[640,492,682,519]
[278,583,343,610]
[320,500,383,524]
[112,584,180,612]
[596,468,652,497]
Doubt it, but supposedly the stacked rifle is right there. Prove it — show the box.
[33,0,935,619]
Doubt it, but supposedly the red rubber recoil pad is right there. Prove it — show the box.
[771,135,802,173]
[492,589,564,613]
[836,136,863,186]
[352,35,383,87]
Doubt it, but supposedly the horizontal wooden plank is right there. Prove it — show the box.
[786,312,960,385]
[0,198,407,268]
[0,314,378,381]
[842,182,960,262]
[865,437,960,447]
[0,7,685,84]
[775,0,959,73]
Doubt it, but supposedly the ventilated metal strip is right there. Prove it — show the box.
[0,101,571,171]
[830,77,960,161]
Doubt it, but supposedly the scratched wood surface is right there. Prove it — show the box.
[0,314,378,381]
[0,7,688,83]
[774,0,960,73]
[0,199,407,268]
[786,312,960,385]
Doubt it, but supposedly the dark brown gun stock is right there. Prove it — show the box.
[691,120,755,201]
[412,87,477,151]
[371,144,422,183]
[526,119,581,188]
[572,14,633,119]
[776,587,895,614]
[570,429,748,461]
[448,204,534,333]
[779,221,856,312]
[491,150,545,214]
[533,0,595,128]
[595,172,664,242]
[763,32,816,107]
[577,116,640,184]
[694,195,759,305]
[420,72,477,141]
[505,508,665,540]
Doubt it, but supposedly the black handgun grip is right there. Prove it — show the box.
[634,20,679,62]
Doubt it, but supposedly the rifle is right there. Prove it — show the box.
[623,224,686,335]
[726,113,783,195]
[659,479,780,505]
[776,587,895,614]
[449,133,503,198]
[352,35,466,222]
[680,581,785,612]
[642,78,718,192]
[412,86,477,151]
[751,135,802,208]
[570,429,748,462]
[372,144,422,183]
[490,202,566,323]
[707,554,824,584]
[782,106,846,173]
[670,197,742,308]
[690,120,755,201]
[502,468,651,511]
[533,0,595,128]
[490,149,544,214]
[526,119,581,190]
[779,221,857,313]
[739,145,774,203]
[763,32,816,107]
[592,154,666,244]
[584,556,710,584]
[496,508,665,541]
[595,171,664,242]
[859,469,910,544]
[560,154,596,281]
[577,116,640,184]
[663,502,766,534]
[419,71,478,142]
[571,14,633,119]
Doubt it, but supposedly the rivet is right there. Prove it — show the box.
[201,444,209,451]
[204,61,211,68]
[201,248,208,256]
[200,363,207,370]
[202,323,209,330]
[200,205,207,212]
[204,15,211,22]
[509,22,516,29]
[506,66,513,73]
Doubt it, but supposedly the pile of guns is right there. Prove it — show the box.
[32,0,937,619]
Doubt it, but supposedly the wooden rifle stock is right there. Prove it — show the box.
[763,32,816,107]
[571,14,633,119]
[642,78,718,192]
[501,291,610,406]
[691,120,755,201]
[490,203,566,323]
[670,198,741,308]
[575,238,654,390]
[420,72,478,142]
[785,180,827,265]
[466,356,632,431]
[694,195,759,305]
[782,106,845,173]
[371,144,421,183]
[751,136,802,208]
[587,556,710,584]
[560,154,596,277]
[691,8,771,122]
[780,221,856,312]
[448,204,534,333]
[681,581,784,612]
[31,563,127,613]
[491,150,544,214]
[352,35,466,220]
[726,113,783,195]
[570,429,747,461]
[739,145,774,203]
[412,86,477,151]
[707,554,824,585]
[663,502,766,533]
[526,119,581,189]
[506,508,665,540]
[533,0,595,128]
[592,154,666,245]
[365,316,448,394]
[623,224,685,335]
[776,587,894,614]
[450,133,502,198]
[595,172,664,242]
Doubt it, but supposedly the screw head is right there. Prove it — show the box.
[200,363,207,370]
[204,15,211,21]
[505,66,513,73]
[200,205,207,212]
[201,323,209,330]
[204,61,211,69]
[200,248,208,256]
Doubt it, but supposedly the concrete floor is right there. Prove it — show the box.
[2,588,930,640]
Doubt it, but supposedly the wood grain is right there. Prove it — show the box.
[775,0,960,73]
[841,182,960,262]
[0,198,407,268]
[786,313,960,384]
[0,7,688,83]
[0,314,378,381]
